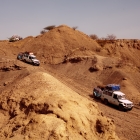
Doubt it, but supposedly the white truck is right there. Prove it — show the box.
[93,84,134,111]
[17,52,40,66]
[9,35,23,42]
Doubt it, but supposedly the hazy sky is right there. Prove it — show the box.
[0,0,140,40]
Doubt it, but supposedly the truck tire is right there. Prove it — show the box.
[33,63,40,66]
[93,92,96,98]
[119,104,124,111]
[129,107,133,111]
[104,99,108,105]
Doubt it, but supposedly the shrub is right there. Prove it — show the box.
[100,37,106,40]
[40,30,46,34]
[89,34,99,40]
[72,26,78,30]
[106,34,116,40]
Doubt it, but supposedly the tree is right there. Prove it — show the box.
[44,25,56,31]
[89,34,99,40]
[106,34,116,40]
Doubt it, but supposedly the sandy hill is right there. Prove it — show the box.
[0,25,140,140]
[0,71,119,140]
[7,25,101,64]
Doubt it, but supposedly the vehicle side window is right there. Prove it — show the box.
[108,91,112,96]
[105,86,112,91]
[94,88,101,93]
[94,89,97,92]
[103,90,112,96]
[113,94,117,99]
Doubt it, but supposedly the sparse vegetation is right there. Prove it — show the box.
[89,34,116,41]
[95,34,116,46]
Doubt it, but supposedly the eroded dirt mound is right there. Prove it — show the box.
[97,39,140,67]
[6,25,100,64]
[0,72,119,140]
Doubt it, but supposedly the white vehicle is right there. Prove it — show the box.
[17,52,40,66]
[93,84,134,111]
[9,35,23,42]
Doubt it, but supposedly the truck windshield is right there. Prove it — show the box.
[118,95,125,100]
[31,56,36,59]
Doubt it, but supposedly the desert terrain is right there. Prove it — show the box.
[0,25,140,140]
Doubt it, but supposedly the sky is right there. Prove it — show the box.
[0,0,140,40]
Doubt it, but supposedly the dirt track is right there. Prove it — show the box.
[45,64,140,140]
[0,56,139,140]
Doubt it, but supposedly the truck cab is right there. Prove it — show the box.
[17,52,40,66]
[93,84,134,111]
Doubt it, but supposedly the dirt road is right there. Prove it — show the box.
[45,66,140,140]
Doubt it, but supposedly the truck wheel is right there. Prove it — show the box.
[104,99,108,105]
[93,92,96,98]
[129,107,133,111]
[119,104,124,111]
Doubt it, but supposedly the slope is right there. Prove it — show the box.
[0,71,119,140]
[7,25,100,64]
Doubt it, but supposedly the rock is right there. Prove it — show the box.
[123,77,127,80]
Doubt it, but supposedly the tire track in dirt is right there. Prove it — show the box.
[45,67,140,140]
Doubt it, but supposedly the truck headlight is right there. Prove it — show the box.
[123,103,126,106]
